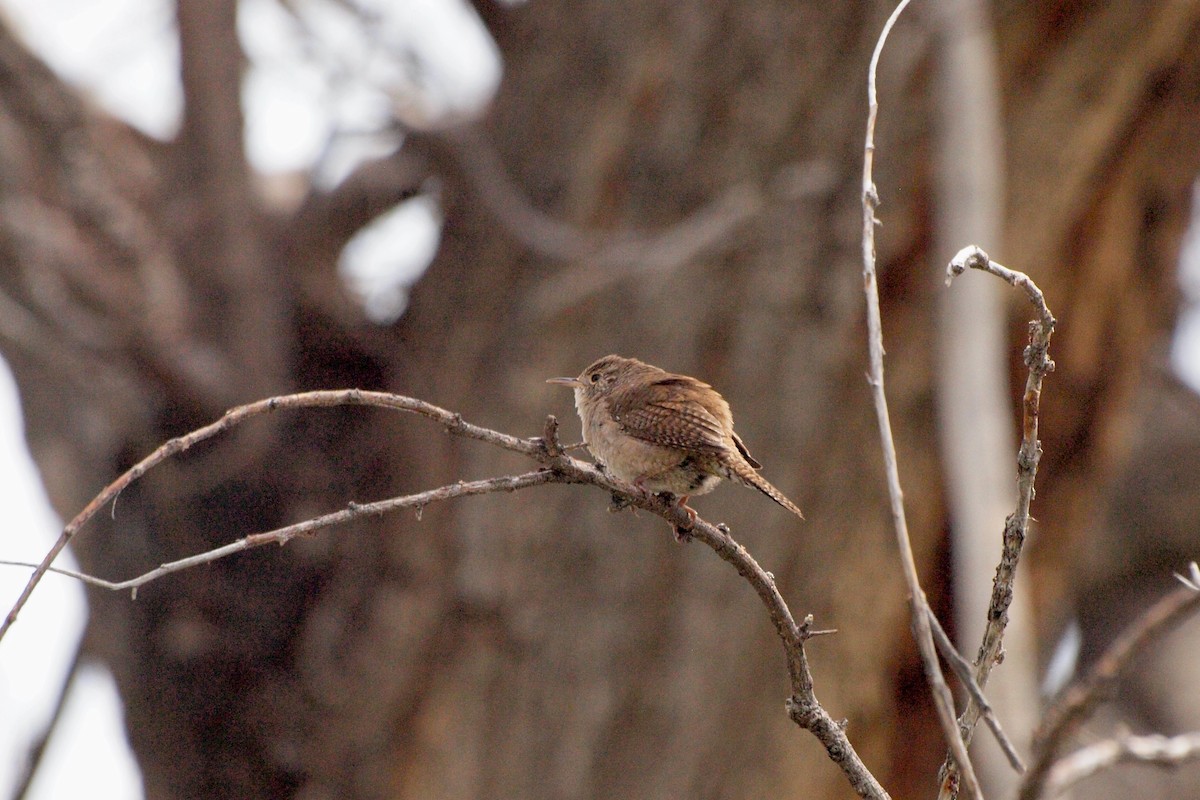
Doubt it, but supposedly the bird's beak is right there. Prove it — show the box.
[546,376,583,388]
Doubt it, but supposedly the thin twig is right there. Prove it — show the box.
[932,1,1039,793]
[940,245,1056,798]
[861,3,980,798]
[927,608,1026,773]
[1,471,559,597]
[0,389,543,642]
[1177,561,1200,591]
[1044,732,1200,798]
[10,638,84,800]
[1018,567,1200,800]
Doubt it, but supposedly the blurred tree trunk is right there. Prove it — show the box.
[1,2,1199,799]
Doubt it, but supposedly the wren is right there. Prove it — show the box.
[547,354,804,524]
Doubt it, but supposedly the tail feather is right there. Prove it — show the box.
[726,455,804,520]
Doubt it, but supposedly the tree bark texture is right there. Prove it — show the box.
[1,2,1199,799]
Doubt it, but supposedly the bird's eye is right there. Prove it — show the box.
[589,372,601,383]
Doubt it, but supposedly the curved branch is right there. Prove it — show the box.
[1044,731,1200,798]
[931,1,1040,793]
[0,389,542,642]
[862,3,979,797]
[407,127,767,317]
[1019,569,1200,800]
[938,246,1056,797]
[0,388,889,799]
[1,470,559,596]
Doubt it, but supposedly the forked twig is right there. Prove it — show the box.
[927,608,1026,773]
[937,245,1056,797]
[0,389,544,640]
[1,471,559,597]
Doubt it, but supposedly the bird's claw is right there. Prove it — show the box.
[670,498,697,543]
[608,492,635,513]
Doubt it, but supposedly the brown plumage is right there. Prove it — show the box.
[547,355,804,520]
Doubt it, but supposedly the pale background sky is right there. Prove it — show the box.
[0,2,1197,798]
[0,1,497,797]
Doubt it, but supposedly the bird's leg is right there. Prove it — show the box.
[608,492,636,513]
[630,474,650,491]
[595,462,638,513]
[630,475,659,501]
[662,493,697,543]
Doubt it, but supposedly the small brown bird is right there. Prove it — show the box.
[547,355,803,524]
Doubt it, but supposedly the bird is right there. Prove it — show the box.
[547,354,803,528]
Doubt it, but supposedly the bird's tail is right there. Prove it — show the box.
[727,457,805,520]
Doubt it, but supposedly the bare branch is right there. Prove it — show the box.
[1019,567,1200,800]
[675,520,887,797]
[9,638,83,800]
[931,1,1039,793]
[406,128,766,317]
[1,470,558,596]
[927,608,1027,773]
[945,246,1055,333]
[0,388,889,799]
[1044,732,1200,798]
[937,246,1055,797]
[1178,561,1200,591]
[862,3,979,797]
[0,389,544,642]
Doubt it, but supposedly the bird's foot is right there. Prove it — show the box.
[664,494,697,543]
[608,492,636,513]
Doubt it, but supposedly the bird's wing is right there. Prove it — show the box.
[731,432,763,470]
[609,378,729,453]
